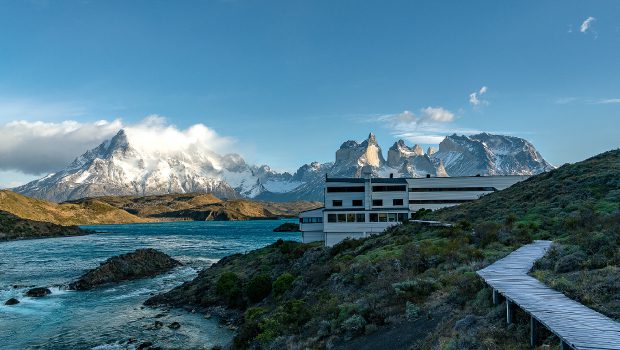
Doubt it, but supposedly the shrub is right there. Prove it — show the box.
[405,301,420,321]
[555,251,586,273]
[272,272,295,297]
[342,314,366,335]
[246,274,272,303]
[216,272,243,307]
[392,277,438,299]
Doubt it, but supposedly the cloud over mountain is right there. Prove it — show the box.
[0,116,235,175]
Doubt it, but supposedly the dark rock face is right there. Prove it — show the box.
[69,248,180,290]
[5,298,20,305]
[168,322,181,330]
[26,287,51,297]
[273,222,300,232]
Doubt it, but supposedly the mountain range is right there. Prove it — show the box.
[14,131,554,202]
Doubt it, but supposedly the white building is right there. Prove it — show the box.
[299,173,528,246]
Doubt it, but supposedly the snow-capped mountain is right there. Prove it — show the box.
[14,130,297,202]
[14,131,554,202]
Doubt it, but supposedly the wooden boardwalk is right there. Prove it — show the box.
[477,240,620,350]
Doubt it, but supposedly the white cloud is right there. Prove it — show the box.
[595,98,620,104]
[469,86,489,107]
[421,107,455,123]
[0,116,235,176]
[378,107,466,144]
[580,16,596,33]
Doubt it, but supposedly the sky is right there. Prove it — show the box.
[0,0,619,187]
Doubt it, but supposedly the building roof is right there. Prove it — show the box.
[325,177,407,184]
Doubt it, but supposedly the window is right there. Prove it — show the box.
[409,199,473,204]
[388,213,396,222]
[337,214,346,222]
[397,213,407,222]
[328,214,337,223]
[332,200,342,207]
[301,217,323,224]
[352,199,363,206]
[356,214,365,222]
[327,186,365,193]
[378,213,388,222]
[372,199,383,206]
[347,213,356,222]
[393,198,404,206]
[373,185,406,192]
[370,213,378,222]
[409,187,496,192]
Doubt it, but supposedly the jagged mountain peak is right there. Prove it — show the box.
[14,131,554,203]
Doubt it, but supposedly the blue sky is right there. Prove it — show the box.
[0,0,619,186]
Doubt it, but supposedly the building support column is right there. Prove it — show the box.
[506,300,515,325]
[530,315,538,347]
[493,289,503,305]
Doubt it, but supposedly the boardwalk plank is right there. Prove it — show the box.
[477,240,620,350]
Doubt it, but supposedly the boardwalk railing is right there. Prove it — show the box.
[477,240,620,350]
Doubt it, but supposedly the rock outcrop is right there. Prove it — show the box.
[25,287,51,297]
[69,249,180,290]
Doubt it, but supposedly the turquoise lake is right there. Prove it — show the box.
[0,220,300,350]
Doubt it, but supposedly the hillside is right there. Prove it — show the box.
[67,193,322,221]
[0,210,87,241]
[0,190,147,226]
[146,149,619,349]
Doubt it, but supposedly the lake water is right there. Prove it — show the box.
[0,220,300,350]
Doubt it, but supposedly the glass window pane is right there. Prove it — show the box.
[356,214,365,222]
[337,214,346,222]
[370,213,378,222]
[379,213,387,222]
[347,213,355,222]
[328,214,337,223]
[388,213,396,222]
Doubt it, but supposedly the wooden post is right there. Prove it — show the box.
[493,289,500,305]
[506,300,515,325]
[530,315,538,347]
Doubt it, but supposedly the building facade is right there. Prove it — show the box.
[300,174,528,246]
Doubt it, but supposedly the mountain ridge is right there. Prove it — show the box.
[14,131,554,202]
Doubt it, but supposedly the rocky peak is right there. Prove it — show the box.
[427,147,437,156]
[335,132,385,170]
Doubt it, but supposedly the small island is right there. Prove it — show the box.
[273,222,300,232]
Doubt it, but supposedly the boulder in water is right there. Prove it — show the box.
[69,248,180,290]
[25,287,51,297]
[5,298,20,305]
[168,321,181,330]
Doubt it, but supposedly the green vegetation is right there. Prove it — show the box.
[147,149,620,349]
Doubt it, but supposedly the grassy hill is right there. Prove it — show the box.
[68,193,322,221]
[0,210,87,241]
[146,149,620,350]
[0,190,321,226]
[0,190,147,226]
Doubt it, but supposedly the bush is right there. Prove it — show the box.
[555,251,586,273]
[216,272,243,307]
[342,314,366,335]
[392,277,438,299]
[272,272,295,297]
[405,301,420,321]
[246,274,272,303]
